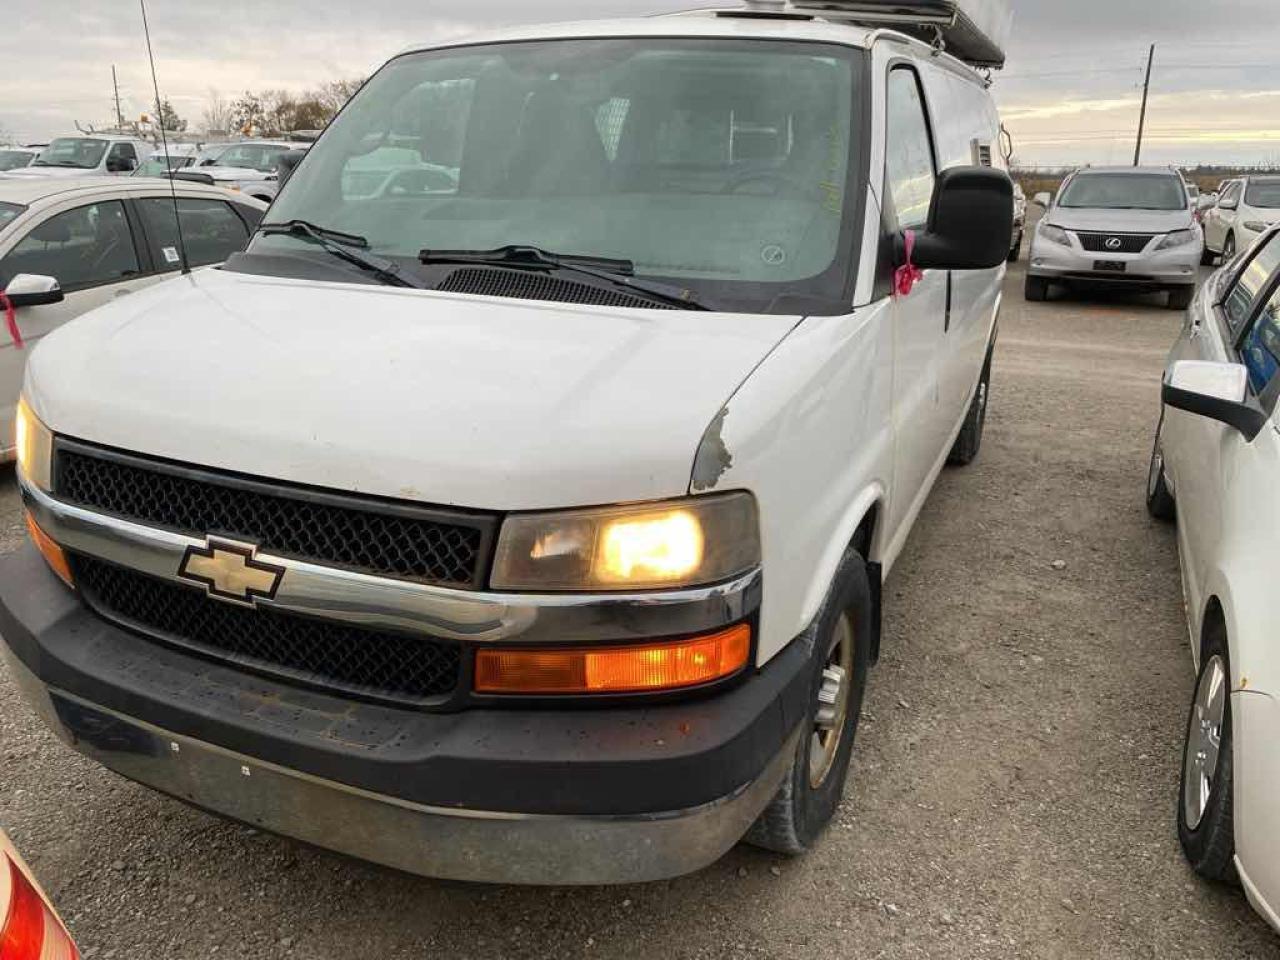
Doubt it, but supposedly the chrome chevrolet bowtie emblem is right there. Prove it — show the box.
[178,537,285,605]
[1105,237,1123,250]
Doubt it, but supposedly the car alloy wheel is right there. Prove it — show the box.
[1183,654,1227,830]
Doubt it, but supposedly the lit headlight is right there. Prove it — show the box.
[1157,229,1197,251]
[492,493,759,591]
[1038,223,1071,246]
[15,397,52,491]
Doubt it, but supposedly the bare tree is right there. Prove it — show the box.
[202,89,234,135]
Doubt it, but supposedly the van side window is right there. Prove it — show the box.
[1224,234,1280,335]
[884,67,936,229]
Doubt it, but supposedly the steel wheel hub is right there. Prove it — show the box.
[810,614,854,789]
[1183,655,1227,830]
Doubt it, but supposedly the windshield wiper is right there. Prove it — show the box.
[258,220,427,289]
[419,245,710,311]
[33,161,86,168]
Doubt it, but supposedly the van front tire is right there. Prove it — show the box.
[746,549,871,855]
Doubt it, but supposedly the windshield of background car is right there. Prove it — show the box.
[1058,173,1188,211]
[0,202,24,231]
[0,151,34,171]
[212,144,291,172]
[255,38,867,314]
[33,137,108,169]
[1245,179,1280,208]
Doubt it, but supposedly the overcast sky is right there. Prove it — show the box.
[3,0,1279,167]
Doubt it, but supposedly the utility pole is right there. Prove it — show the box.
[112,65,124,128]
[1134,44,1155,166]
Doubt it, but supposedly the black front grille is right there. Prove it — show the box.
[55,443,495,589]
[72,555,461,705]
[1075,232,1153,254]
[439,267,677,310]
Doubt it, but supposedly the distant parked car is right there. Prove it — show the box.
[1008,181,1026,262]
[184,140,302,201]
[132,145,199,178]
[1202,176,1280,265]
[1025,165,1203,309]
[0,177,267,455]
[7,136,152,179]
[1147,223,1280,935]
[0,147,39,172]
[0,829,80,955]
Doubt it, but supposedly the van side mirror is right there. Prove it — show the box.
[3,274,64,308]
[1162,361,1267,441]
[1033,192,1052,208]
[897,166,1013,272]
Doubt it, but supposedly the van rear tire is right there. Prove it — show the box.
[745,549,871,855]
[1024,275,1049,301]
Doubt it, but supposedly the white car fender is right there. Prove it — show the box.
[693,300,894,665]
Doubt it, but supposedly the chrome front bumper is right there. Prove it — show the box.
[4,646,798,885]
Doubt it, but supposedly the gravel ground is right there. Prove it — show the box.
[3,260,1279,959]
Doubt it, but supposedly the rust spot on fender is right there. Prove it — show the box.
[691,407,733,491]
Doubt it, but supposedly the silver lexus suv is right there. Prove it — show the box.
[1026,165,1203,309]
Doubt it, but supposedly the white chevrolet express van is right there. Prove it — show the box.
[1,1,1013,884]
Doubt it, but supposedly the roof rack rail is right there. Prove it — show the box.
[737,0,1012,68]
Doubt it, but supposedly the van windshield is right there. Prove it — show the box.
[33,138,109,169]
[1058,173,1188,211]
[253,39,866,314]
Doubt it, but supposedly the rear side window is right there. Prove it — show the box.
[884,67,936,229]
[0,201,139,291]
[138,198,250,269]
[1224,234,1280,334]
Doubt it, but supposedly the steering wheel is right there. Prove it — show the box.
[721,170,810,197]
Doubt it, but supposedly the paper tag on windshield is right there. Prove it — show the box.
[162,246,181,265]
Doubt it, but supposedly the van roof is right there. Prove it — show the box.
[395,13,981,77]
[398,14,880,56]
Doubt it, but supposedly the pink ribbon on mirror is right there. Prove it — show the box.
[0,292,20,349]
[894,229,925,298]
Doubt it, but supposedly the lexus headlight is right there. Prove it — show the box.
[1157,229,1197,251]
[15,397,52,492]
[492,493,759,591]
[1243,220,1269,234]
[1038,223,1071,246]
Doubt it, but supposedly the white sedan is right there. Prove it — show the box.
[0,177,266,456]
[1148,222,1280,932]
[1202,176,1280,264]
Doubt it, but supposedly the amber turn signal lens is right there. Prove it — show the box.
[474,624,751,695]
[25,513,73,587]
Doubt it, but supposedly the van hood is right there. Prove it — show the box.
[1048,207,1192,234]
[200,165,272,182]
[4,166,98,179]
[26,269,797,511]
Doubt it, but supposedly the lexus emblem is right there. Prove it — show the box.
[1105,237,1123,250]
[178,537,285,605]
